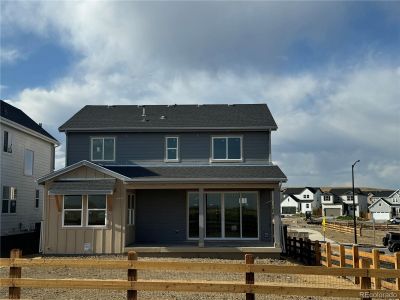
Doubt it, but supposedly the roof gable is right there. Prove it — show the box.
[1,100,58,143]
[59,104,278,132]
[37,160,130,184]
[368,198,392,210]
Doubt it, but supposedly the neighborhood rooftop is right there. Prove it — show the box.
[58,104,278,132]
[0,100,57,141]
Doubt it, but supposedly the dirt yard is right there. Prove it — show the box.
[0,255,358,300]
[283,217,392,246]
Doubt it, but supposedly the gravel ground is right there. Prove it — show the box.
[283,217,390,246]
[0,255,358,300]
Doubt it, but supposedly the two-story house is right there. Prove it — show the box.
[368,189,400,221]
[38,104,287,255]
[321,188,368,217]
[1,100,58,252]
[281,187,322,215]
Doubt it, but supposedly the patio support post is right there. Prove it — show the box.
[273,187,282,248]
[198,188,205,247]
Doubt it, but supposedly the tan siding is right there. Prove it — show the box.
[43,165,125,254]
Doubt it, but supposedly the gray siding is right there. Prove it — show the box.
[259,189,273,242]
[135,190,187,243]
[66,131,270,166]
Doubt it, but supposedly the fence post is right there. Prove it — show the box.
[9,249,22,299]
[359,224,362,237]
[395,252,400,290]
[245,254,255,300]
[339,244,345,270]
[325,242,332,267]
[127,251,138,300]
[372,249,381,289]
[352,245,360,284]
[293,237,297,259]
[359,258,371,300]
[305,239,312,265]
[299,238,303,263]
[314,240,321,266]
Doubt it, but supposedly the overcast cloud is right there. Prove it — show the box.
[1,1,399,188]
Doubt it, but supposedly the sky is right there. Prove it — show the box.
[1,1,399,189]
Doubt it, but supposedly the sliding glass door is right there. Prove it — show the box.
[206,193,222,238]
[187,191,258,239]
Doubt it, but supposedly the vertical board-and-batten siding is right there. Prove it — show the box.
[43,167,126,254]
[1,123,54,236]
[66,131,270,166]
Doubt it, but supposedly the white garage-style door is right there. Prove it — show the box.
[372,212,390,221]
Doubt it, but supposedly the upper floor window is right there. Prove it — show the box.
[303,194,310,199]
[3,130,12,153]
[91,137,115,161]
[323,195,330,201]
[24,149,34,176]
[212,136,242,161]
[2,186,17,214]
[165,137,179,161]
[63,195,83,227]
[347,195,354,201]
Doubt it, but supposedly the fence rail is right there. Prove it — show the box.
[1,249,399,299]
[326,222,363,236]
[286,237,400,291]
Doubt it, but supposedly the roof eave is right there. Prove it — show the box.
[59,126,278,133]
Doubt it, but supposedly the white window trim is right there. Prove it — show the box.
[3,130,12,154]
[90,137,116,162]
[86,195,108,228]
[62,195,83,228]
[186,191,259,240]
[165,136,180,162]
[1,186,17,214]
[34,189,40,209]
[24,149,34,176]
[127,193,135,226]
[211,136,243,162]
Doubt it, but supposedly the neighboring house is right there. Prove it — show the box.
[281,187,322,215]
[368,190,395,205]
[38,104,287,254]
[369,189,400,221]
[0,100,58,237]
[321,188,367,217]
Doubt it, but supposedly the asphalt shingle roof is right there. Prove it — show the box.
[59,104,278,132]
[102,165,286,182]
[1,100,57,142]
[370,190,395,198]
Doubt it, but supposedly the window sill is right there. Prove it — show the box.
[210,159,243,163]
[164,159,180,163]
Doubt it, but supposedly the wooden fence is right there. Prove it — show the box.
[326,222,363,236]
[327,221,400,233]
[1,249,399,299]
[285,237,321,265]
[321,242,400,291]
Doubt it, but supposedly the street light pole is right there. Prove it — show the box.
[352,160,360,244]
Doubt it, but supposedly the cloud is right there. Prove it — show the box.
[1,1,399,188]
[0,47,24,65]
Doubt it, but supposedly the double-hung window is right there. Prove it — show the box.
[127,194,135,225]
[2,186,17,214]
[63,195,83,226]
[212,137,242,161]
[91,137,115,161]
[35,190,40,208]
[87,195,107,226]
[165,137,179,161]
